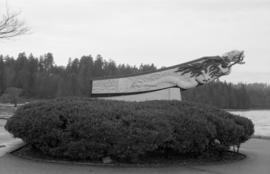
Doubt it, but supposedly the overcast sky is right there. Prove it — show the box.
[0,0,269,83]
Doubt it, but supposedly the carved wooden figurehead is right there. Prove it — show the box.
[90,50,245,101]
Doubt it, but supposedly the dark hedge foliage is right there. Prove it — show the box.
[5,98,254,161]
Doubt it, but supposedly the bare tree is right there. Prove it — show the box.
[0,10,29,39]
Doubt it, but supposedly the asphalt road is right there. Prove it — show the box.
[0,139,269,174]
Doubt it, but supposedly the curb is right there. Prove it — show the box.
[0,139,25,157]
[11,148,246,168]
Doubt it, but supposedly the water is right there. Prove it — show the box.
[230,110,270,137]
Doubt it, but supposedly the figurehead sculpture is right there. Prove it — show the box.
[172,50,245,88]
[90,50,245,101]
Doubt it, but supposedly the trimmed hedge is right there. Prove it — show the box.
[5,98,254,161]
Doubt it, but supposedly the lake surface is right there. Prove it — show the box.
[230,110,270,137]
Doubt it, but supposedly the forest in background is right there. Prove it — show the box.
[182,82,270,109]
[0,52,269,109]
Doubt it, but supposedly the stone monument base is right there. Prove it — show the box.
[99,88,181,101]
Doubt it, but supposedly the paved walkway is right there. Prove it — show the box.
[0,120,25,157]
[0,138,269,174]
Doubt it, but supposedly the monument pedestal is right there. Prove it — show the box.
[99,88,181,101]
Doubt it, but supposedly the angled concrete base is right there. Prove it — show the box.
[0,123,25,157]
[0,139,25,157]
[101,88,181,101]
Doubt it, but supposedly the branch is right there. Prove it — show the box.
[0,11,29,39]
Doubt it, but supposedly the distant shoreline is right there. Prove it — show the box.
[252,135,270,140]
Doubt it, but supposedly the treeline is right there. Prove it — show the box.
[0,53,156,98]
[0,52,269,109]
[182,81,270,109]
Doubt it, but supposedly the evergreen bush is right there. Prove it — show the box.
[5,97,254,161]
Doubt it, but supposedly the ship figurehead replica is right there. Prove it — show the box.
[90,50,245,101]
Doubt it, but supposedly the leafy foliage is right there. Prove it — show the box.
[0,87,23,106]
[182,81,270,109]
[5,98,254,161]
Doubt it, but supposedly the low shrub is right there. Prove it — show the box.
[5,97,254,162]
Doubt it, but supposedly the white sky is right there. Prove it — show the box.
[0,0,269,83]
